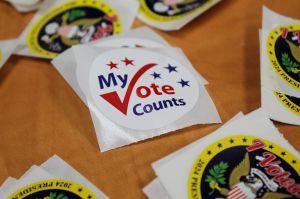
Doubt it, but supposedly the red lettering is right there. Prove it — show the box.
[274,171,291,182]
[136,84,175,98]
[150,83,162,95]
[136,86,151,98]
[280,178,295,188]
[266,166,281,176]
[162,85,175,94]
[246,139,266,152]
[259,152,281,167]
[281,27,289,39]
[288,184,300,198]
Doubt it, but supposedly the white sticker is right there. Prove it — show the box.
[88,48,199,130]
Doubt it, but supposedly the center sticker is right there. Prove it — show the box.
[267,24,300,90]
[27,0,122,58]
[89,48,199,130]
[188,136,300,199]
[140,0,216,22]
[7,179,97,199]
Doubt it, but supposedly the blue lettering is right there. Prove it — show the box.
[133,103,144,116]
[98,73,128,89]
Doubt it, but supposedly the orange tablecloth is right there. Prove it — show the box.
[0,0,299,198]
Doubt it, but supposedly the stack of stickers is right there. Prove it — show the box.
[51,26,221,152]
[138,0,222,30]
[4,0,44,12]
[143,109,300,199]
[260,7,300,125]
[0,155,108,198]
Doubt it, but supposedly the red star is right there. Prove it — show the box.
[121,57,134,66]
[107,61,118,69]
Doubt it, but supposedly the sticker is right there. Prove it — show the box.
[7,179,97,199]
[27,0,122,58]
[267,24,300,90]
[274,91,300,116]
[140,0,217,22]
[188,136,300,199]
[89,48,199,130]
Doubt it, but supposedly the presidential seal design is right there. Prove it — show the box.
[140,0,219,22]
[274,91,300,116]
[188,136,300,199]
[7,179,97,199]
[267,24,300,90]
[27,0,122,58]
[88,48,199,130]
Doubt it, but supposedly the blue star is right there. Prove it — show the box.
[178,79,190,87]
[165,64,178,73]
[151,72,161,79]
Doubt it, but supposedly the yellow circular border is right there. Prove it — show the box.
[267,24,300,90]
[7,179,97,199]
[274,91,300,116]
[0,50,2,63]
[188,135,300,199]
[27,0,122,58]
[140,0,217,22]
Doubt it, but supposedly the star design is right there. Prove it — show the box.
[207,150,212,155]
[151,72,161,79]
[121,57,134,66]
[107,61,118,69]
[281,152,286,156]
[242,138,247,143]
[88,195,92,199]
[217,143,222,148]
[230,139,234,144]
[165,64,178,73]
[268,145,274,149]
[178,79,190,87]
[292,160,297,164]
[78,188,82,192]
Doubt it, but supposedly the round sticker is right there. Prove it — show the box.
[89,48,199,130]
[188,136,300,199]
[7,179,97,199]
[27,0,122,58]
[94,37,166,48]
[140,0,216,22]
[267,24,300,90]
[274,91,300,116]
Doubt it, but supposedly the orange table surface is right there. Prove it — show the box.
[0,0,300,198]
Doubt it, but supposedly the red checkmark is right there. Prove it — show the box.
[100,63,157,115]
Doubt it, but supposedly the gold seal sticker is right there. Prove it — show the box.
[27,0,122,58]
[274,91,300,116]
[267,24,300,90]
[140,0,218,22]
[188,136,300,199]
[7,179,97,199]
